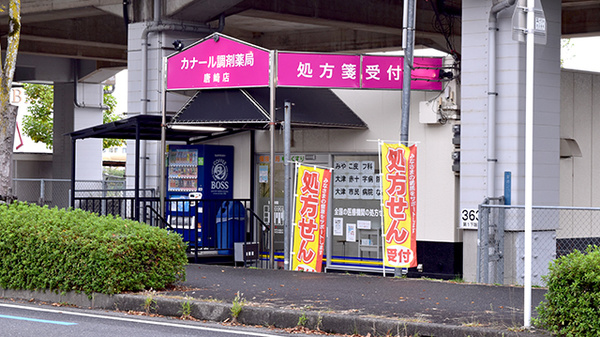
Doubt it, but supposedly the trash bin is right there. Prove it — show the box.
[215,201,246,254]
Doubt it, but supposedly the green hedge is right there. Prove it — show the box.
[535,246,600,336]
[0,202,187,295]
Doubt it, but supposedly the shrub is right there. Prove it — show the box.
[535,245,600,336]
[0,202,187,295]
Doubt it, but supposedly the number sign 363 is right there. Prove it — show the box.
[460,209,479,229]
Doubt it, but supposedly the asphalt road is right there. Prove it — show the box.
[0,300,312,337]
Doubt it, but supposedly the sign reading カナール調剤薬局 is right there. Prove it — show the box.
[167,35,271,90]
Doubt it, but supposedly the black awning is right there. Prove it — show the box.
[69,88,367,143]
[170,87,368,129]
[68,114,228,142]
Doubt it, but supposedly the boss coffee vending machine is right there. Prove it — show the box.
[166,144,235,251]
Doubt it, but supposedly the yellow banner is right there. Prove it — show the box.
[292,165,332,272]
[380,143,417,268]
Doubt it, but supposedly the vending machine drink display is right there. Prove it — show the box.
[166,144,235,250]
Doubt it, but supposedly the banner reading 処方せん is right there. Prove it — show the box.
[291,164,332,272]
[380,142,417,268]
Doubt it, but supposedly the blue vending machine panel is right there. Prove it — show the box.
[166,145,234,248]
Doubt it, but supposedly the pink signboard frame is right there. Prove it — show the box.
[278,53,442,91]
[166,34,271,90]
[165,34,444,91]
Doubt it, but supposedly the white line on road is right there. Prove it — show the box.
[0,303,281,337]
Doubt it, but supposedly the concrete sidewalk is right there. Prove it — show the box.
[154,264,550,336]
[0,264,552,336]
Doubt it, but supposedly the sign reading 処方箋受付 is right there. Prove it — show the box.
[166,33,443,91]
[277,52,361,88]
[277,53,442,90]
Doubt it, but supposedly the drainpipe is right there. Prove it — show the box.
[140,7,224,193]
[73,59,110,110]
[488,0,515,199]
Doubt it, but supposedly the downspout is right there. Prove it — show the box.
[140,6,224,193]
[488,0,516,199]
[73,59,110,110]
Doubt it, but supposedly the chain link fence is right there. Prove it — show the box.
[12,178,128,209]
[478,201,600,286]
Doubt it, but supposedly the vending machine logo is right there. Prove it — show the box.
[211,158,230,190]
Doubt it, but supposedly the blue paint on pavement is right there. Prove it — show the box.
[0,314,77,326]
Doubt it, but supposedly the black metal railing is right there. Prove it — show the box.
[73,195,271,265]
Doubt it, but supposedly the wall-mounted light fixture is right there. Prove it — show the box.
[172,40,184,51]
[169,125,226,132]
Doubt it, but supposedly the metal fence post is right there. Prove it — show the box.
[39,179,45,205]
[496,197,505,284]
[477,201,489,283]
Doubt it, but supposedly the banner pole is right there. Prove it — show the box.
[269,50,276,269]
[378,140,386,277]
[524,0,535,328]
[290,161,300,269]
[284,100,292,270]
[160,56,168,224]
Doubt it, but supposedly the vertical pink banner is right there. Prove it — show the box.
[167,34,270,90]
[277,52,361,88]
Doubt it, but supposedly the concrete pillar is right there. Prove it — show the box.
[126,22,209,196]
[53,82,104,183]
[460,0,561,282]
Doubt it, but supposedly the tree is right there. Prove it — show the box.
[20,83,52,148]
[0,0,21,200]
[21,83,124,149]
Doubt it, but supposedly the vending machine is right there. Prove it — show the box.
[166,144,234,249]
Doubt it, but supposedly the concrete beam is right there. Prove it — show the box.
[167,0,245,22]
[562,6,600,36]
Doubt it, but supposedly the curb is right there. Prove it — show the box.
[0,289,550,337]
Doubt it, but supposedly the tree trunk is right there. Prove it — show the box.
[0,0,21,202]
[0,104,18,200]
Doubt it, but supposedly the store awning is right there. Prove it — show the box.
[69,88,367,143]
[68,114,236,142]
[170,87,368,130]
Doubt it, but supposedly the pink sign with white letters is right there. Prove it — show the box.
[277,52,361,88]
[166,34,444,91]
[167,34,270,90]
[362,56,442,90]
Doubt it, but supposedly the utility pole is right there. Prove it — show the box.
[400,0,416,144]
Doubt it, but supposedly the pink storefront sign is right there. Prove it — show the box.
[411,57,443,91]
[277,52,361,88]
[167,34,270,90]
[361,56,442,91]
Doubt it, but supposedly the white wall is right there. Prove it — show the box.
[254,88,460,243]
[560,70,600,207]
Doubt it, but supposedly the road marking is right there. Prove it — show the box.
[0,313,77,326]
[0,303,280,336]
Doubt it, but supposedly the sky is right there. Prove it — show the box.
[113,70,128,116]
[561,36,600,73]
